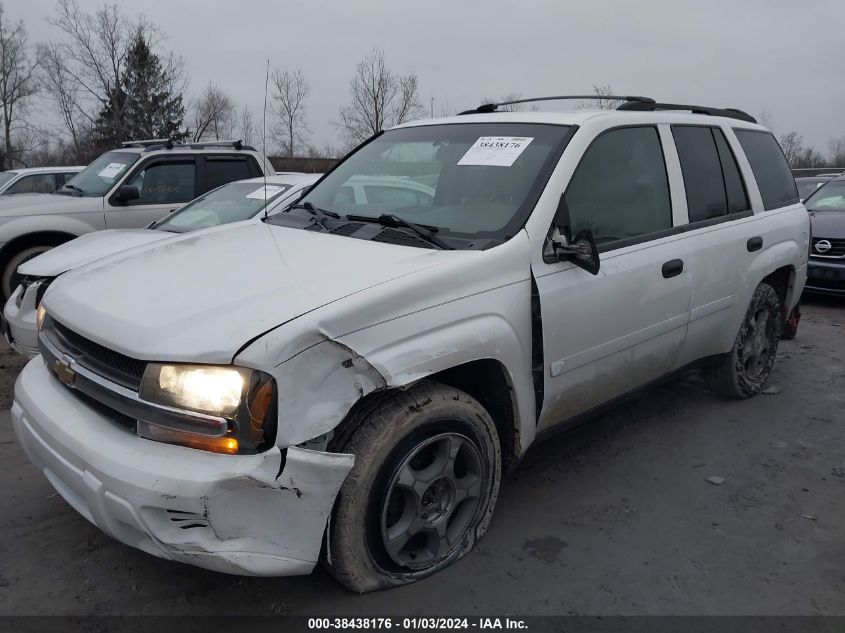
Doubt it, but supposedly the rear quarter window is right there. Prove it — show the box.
[734,129,799,211]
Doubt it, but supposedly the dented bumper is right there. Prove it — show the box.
[12,358,354,576]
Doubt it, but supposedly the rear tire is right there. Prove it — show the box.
[705,282,782,398]
[325,382,501,593]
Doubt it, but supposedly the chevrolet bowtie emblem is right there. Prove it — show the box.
[53,357,76,387]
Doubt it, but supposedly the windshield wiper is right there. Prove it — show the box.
[348,214,454,250]
[57,184,84,196]
[287,202,340,230]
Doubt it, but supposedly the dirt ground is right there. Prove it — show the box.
[0,296,843,616]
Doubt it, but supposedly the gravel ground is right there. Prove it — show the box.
[0,296,843,616]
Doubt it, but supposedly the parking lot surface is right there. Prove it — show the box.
[1,297,843,616]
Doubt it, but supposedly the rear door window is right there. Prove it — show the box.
[672,126,729,222]
[205,157,255,191]
[734,129,799,210]
[712,129,750,213]
[7,173,59,194]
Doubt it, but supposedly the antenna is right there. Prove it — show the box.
[263,59,270,219]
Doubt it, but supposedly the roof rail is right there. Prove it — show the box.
[121,138,173,148]
[187,139,246,150]
[616,100,757,123]
[459,95,655,115]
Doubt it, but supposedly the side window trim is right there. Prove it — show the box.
[110,155,198,207]
[551,124,674,253]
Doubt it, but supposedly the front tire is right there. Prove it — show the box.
[705,282,782,398]
[325,382,501,593]
[1,244,55,301]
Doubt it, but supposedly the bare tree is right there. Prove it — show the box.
[481,92,538,112]
[793,146,826,169]
[236,104,256,146]
[758,109,775,132]
[37,42,91,158]
[575,84,623,110]
[337,49,423,147]
[190,83,234,142]
[271,68,309,158]
[0,3,37,169]
[779,131,804,167]
[828,136,845,167]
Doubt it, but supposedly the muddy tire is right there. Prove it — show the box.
[325,381,501,593]
[1,244,55,301]
[705,282,782,398]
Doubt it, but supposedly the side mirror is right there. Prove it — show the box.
[546,226,601,275]
[116,185,140,203]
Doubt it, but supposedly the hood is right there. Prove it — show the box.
[809,211,845,240]
[43,221,460,363]
[18,229,173,278]
[0,192,101,217]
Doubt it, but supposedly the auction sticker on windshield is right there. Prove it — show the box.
[457,136,533,167]
[97,163,127,179]
[246,185,288,200]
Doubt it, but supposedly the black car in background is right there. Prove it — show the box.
[803,175,845,295]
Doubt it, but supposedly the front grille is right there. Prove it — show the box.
[72,388,137,432]
[811,237,845,258]
[45,318,147,390]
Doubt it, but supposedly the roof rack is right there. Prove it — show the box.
[616,100,757,123]
[120,138,257,153]
[121,138,173,148]
[459,95,654,115]
[458,95,757,124]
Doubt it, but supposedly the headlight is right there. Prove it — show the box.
[140,363,247,417]
[36,304,47,331]
[138,363,277,455]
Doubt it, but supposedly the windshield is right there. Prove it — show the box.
[796,179,827,200]
[299,123,570,242]
[63,151,139,196]
[0,172,17,188]
[155,181,293,232]
[805,180,845,212]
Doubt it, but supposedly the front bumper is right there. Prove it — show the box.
[12,358,355,576]
[805,258,845,295]
[3,284,40,358]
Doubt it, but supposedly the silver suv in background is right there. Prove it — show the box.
[0,139,274,299]
[0,166,85,196]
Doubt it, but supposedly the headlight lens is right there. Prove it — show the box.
[138,363,277,455]
[36,304,47,331]
[140,363,248,417]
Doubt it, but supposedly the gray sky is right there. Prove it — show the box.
[17,0,845,154]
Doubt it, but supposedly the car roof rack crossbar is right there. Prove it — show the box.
[459,95,655,115]
[187,139,246,150]
[616,100,757,123]
[121,138,173,148]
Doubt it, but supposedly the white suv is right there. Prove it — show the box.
[0,140,273,299]
[12,97,808,592]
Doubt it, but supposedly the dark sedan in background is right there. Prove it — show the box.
[804,175,845,295]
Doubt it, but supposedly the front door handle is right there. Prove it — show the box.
[747,236,763,252]
[662,259,684,278]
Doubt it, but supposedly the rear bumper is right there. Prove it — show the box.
[3,284,40,358]
[805,258,845,295]
[12,358,355,576]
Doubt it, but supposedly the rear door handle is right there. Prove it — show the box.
[747,236,763,252]
[662,259,684,278]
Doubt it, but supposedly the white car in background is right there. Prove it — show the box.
[1,173,319,357]
[0,166,85,196]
